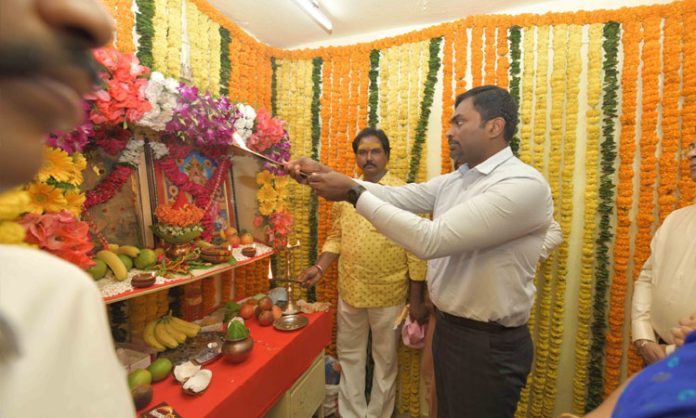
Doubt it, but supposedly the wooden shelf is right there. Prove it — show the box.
[100,242,274,304]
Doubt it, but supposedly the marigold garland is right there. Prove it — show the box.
[484,26,497,85]
[496,25,510,88]
[627,15,661,377]
[470,25,484,86]
[605,20,641,397]
[517,26,536,165]
[151,0,168,72]
[438,32,454,173]
[115,0,135,53]
[572,23,603,414]
[528,24,553,417]
[658,13,682,222]
[679,4,696,205]
[585,21,620,411]
[165,0,182,78]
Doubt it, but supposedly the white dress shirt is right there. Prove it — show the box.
[632,204,696,354]
[356,147,554,327]
[0,245,135,417]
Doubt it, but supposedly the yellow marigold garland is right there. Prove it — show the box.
[152,0,168,72]
[517,27,536,165]
[528,24,553,417]
[208,20,222,95]
[165,0,182,79]
[572,23,603,414]
[440,32,455,173]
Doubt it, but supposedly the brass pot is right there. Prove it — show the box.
[222,337,253,363]
[166,242,192,259]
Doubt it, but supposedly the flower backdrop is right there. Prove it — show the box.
[1,0,691,415]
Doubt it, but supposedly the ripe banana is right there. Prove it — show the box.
[143,320,165,352]
[96,250,128,281]
[154,320,179,349]
[117,245,140,258]
[196,240,213,249]
[107,243,120,252]
[162,318,187,344]
[169,316,200,337]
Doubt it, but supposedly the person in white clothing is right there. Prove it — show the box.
[0,0,135,416]
[631,138,696,364]
[285,85,554,418]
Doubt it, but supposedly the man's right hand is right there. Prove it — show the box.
[635,339,667,364]
[297,265,323,288]
[284,157,330,183]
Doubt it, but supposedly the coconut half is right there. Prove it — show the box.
[173,361,201,383]
[182,369,212,395]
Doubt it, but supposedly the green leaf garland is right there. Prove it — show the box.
[585,21,620,411]
[271,57,279,116]
[134,0,155,68]
[508,26,522,156]
[406,37,442,183]
[219,27,231,96]
[368,49,381,128]
[307,57,323,302]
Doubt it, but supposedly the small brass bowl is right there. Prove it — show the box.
[131,272,156,288]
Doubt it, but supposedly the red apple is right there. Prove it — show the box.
[239,304,255,320]
[258,297,273,311]
[227,234,241,248]
[258,310,274,326]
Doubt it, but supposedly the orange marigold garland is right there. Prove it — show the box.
[628,16,661,377]
[658,12,683,221]
[604,20,641,397]
[496,25,510,88]
[680,2,696,206]
[484,25,497,85]
[470,25,484,87]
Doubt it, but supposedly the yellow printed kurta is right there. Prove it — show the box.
[322,172,426,308]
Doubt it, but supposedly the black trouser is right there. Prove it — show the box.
[432,310,533,418]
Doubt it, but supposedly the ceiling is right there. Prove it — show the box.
[208,0,672,50]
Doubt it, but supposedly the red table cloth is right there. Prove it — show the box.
[143,311,332,417]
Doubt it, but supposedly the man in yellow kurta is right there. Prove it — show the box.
[298,128,427,418]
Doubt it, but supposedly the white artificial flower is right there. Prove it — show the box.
[148,141,169,160]
[138,73,180,131]
[118,139,145,166]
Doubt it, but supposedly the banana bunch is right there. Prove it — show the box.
[96,250,129,281]
[143,315,201,352]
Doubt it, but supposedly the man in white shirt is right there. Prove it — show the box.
[631,138,696,364]
[286,85,554,417]
[0,1,135,416]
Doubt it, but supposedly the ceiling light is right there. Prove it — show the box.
[290,0,333,32]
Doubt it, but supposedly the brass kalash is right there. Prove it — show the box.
[269,240,309,331]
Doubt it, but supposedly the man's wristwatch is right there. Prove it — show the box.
[346,184,366,207]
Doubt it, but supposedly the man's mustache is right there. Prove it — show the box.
[362,163,376,168]
[0,37,98,83]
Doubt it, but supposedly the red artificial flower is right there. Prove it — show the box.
[20,211,95,270]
